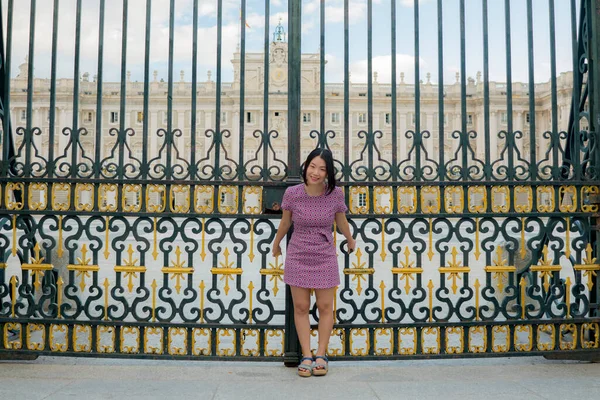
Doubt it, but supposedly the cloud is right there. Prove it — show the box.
[325,53,429,84]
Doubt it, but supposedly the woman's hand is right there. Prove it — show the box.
[272,241,282,258]
[347,237,356,253]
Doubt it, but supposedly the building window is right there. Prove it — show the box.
[467,114,473,126]
[246,112,253,124]
[358,113,367,124]
[136,112,143,124]
[385,113,391,125]
[20,110,26,121]
[443,113,449,126]
[85,112,93,123]
[162,111,169,125]
[331,112,340,124]
[331,92,339,97]
[358,93,366,97]
[221,112,227,125]
[526,113,530,124]
[303,112,312,124]
[411,113,416,126]
[220,191,226,204]
[501,112,508,124]
[358,193,367,208]
[110,111,119,124]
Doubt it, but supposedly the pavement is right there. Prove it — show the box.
[0,355,599,400]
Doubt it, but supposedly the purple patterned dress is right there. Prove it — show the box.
[280,184,348,289]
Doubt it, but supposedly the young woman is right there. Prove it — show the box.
[271,148,356,377]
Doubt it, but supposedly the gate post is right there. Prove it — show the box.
[283,0,302,367]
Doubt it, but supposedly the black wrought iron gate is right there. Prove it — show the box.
[0,0,599,363]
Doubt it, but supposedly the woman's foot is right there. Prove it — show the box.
[313,355,328,376]
[297,356,314,377]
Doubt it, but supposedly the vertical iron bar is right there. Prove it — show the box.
[142,0,152,181]
[482,0,491,180]
[262,0,269,182]
[238,0,246,180]
[320,0,325,145]
[367,0,373,182]
[459,0,467,180]
[284,0,303,367]
[391,0,397,184]
[25,0,37,178]
[548,0,559,179]
[70,0,82,179]
[343,0,349,182]
[166,0,175,180]
[570,0,581,180]
[215,0,223,183]
[413,0,421,181]
[437,0,444,181]
[191,0,198,180]
[504,0,514,180]
[1,0,12,177]
[526,0,537,179]
[287,0,301,181]
[118,0,128,180]
[94,0,105,179]
[48,0,59,178]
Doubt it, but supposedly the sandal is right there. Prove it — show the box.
[297,356,314,377]
[313,355,328,376]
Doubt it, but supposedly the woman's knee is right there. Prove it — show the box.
[293,300,311,315]
[316,300,333,315]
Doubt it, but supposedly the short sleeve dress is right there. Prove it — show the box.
[280,184,348,289]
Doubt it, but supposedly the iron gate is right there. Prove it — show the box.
[0,0,599,364]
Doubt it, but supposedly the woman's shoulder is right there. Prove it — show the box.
[285,184,304,196]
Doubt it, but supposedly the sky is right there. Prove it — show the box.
[2,0,580,86]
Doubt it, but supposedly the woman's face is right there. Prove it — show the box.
[306,156,327,185]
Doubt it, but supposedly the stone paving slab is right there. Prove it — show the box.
[0,356,598,399]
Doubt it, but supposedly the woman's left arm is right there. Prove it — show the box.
[335,212,356,252]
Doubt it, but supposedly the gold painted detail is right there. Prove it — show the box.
[99,183,118,212]
[28,182,48,210]
[574,243,599,291]
[468,186,487,213]
[374,186,392,214]
[114,244,146,292]
[162,246,194,294]
[343,248,374,295]
[6,182,24,210]
[421,186,440,213]
[349,186,369,214]
[581,186,599,212]
[146,184,166,212]
[122,184,142,212]
[242,186,263,214]
[397,186,416,214]
[218,185,238,214]
[22,243,54,291]
[444,186,463,213]
[67,244,99,292]
[211,248,242,295]
[536,186,555,212]
[559,185,577,212]
[530,245,561,291]
[491,186,510,212]
[484,246,516,292]
[194,185,214,213]
[75,183,94,212]
[391,247,423,294]
[52,183,71,211]
[170,184,190,213]
[514,325,533,352]
[261,254,284,296]
[514,186,533,213]
[438,247,470,295]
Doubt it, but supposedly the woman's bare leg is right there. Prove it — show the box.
[314,287,335,370]
[290,286,313,368]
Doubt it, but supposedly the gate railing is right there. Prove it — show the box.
[0,0,598,362]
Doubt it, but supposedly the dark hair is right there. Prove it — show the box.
[302,148,336,195]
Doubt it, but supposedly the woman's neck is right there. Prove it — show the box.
[304,182,325,196]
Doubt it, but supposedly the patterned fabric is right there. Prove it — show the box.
[281,183,348,289]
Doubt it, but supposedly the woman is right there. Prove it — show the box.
[271,148,356,377]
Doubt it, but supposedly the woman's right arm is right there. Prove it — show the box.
[272,210,292,257]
